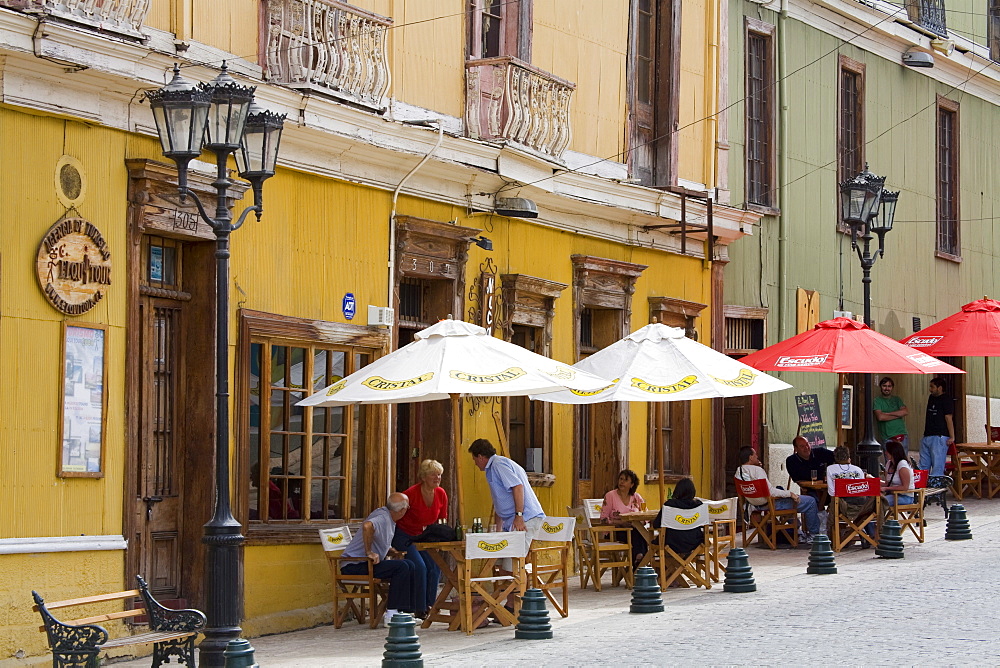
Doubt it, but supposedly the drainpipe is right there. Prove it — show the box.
[385,119,444,497]
[776,0,790,344]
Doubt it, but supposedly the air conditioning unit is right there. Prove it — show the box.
[368,306,394,327]
[833,310,853,320]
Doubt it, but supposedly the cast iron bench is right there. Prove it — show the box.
[32,575,205,667]
[924,475,952,518]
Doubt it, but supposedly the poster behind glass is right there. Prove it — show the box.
[60,324,106,477]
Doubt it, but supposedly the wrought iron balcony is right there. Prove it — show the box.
[0,0,150,41]
[265,0,392,111]
[905,0,948,38]
[466,56,576,161]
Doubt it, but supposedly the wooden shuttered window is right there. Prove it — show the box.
[745,20,776,209]
[837,56,865,231]
[936,98,960,260]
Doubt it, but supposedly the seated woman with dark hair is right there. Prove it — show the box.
[882,440,915,506]
[600,469,647,567]
[652,478,705,558]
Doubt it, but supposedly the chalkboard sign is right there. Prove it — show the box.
[795,393,826,448]
[840,385,854,430]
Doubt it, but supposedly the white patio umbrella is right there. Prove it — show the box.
[531,323,792,503]
[297,319,610,521]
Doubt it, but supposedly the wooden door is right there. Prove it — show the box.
[723,394,763,497]
[134,297,187,599]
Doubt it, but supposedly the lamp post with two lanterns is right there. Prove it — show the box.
[145,63,284,666]
[839,164,899,477]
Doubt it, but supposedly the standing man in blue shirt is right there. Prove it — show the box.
[468,438,545,539]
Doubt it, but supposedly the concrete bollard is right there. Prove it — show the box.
[382,613,423,668]
[515,588,553,639]
[806,534,837,574]
[875,519,905,559]
[945,504,973,540]
[223,639,258,668]
[629,566,664,613]
[722,548,756,592]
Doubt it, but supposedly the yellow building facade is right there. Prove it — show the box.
[0,0,756,657]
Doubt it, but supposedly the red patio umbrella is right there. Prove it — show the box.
[740,318,964,375]
[900,297,1000,441]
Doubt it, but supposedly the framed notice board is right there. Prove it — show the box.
[794,393,827,448]
[840,385,854,430]
[59,323,107,477]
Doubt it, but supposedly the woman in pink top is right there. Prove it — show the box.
[600,469,646,566]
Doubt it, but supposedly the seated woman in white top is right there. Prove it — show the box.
[881,440,915,506]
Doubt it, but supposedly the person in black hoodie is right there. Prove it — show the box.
[652,478,704,557]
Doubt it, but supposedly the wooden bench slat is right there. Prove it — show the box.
[100,630,197,649]
[37,608,145,633]
[44,590,140,610]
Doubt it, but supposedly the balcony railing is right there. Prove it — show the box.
[266,0,392,110]
[466,56,576,161]
[905,0,948,38]
[0,0,150,40]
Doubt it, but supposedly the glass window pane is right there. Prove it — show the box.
[314,406,327,435]
[289,391,305,433]
[328,350,345,384]
[312,349,327,389]
[328,436,344,477]
[312,435,327,477]
[311,479,327,520]
[351,406,367,519]
[271,346,287,387]
[289,347,306,389]
[329,406,344,434]
[327,479,343,520]
[270,390,285,430]
[287,435,304,476]
[269,434,285,468]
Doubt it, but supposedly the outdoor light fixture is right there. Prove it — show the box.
[471,235,493,251]
[145,62,285,668]
[839,166,899,477]
[495,196,539,219]
[902,49,935,68]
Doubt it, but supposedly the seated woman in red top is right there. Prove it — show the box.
[393,459,448,616]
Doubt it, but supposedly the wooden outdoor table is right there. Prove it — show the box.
[797,479,830,509]
[619,510,658,569]
[417,540,525,633]
[957,443,1000,499]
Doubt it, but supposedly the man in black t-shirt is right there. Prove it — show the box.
[786,435,835,502]
[919,377,955,477]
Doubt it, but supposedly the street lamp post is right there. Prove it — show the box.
[146,64,285,667]
[840,165,899,476]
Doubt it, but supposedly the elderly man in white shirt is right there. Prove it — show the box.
[735,445,821,542]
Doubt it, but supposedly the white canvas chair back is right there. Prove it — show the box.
[536,516,576,542]
[319,526,352,552]
[659,503,710,530]
[703,498,738,521]
[465,531,531,559]
[582,498,604,520]
[567,505,593,530]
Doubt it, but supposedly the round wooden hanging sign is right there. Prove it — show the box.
[36,217,112,315]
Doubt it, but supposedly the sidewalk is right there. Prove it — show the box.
[111,497,999,666]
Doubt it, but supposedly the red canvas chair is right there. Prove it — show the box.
[829,477,881,551]
[946,441,982,500]
[734,478,798,550]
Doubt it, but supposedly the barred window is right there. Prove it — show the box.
[936,99,960,258]
[745,22,775,208]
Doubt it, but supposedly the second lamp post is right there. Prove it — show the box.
[840,164,899,476]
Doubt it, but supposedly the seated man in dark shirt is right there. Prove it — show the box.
[785,436,835,503]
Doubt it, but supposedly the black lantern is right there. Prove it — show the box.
[145,65,211,192]
[235,101,286,217]
[869,189,898,237]
[202,63,256,154]
[839,164,885,228]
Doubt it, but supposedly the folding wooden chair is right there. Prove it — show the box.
[566,505,632,591]
[886,470,927,542]
[946,441,982,500]
[703,498,738,582]
[734,478,798,550]
[320,527,387,629]
[582,498,604,520]
[829,478,881,552]
[460,531,529,634]
[526,516,576,617]
[651,503,710,590]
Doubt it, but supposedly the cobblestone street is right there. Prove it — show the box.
[109,497,1000,667]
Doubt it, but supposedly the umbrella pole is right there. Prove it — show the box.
[452,393,466,524]
[987,357,993,443]
[655,404,665,505]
